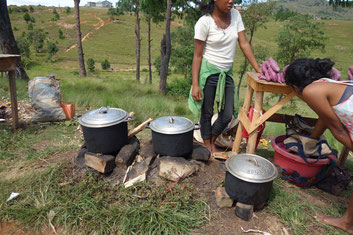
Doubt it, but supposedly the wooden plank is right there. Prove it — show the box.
[247,91,263,153]
[239,109,250,132]
[0,55,20,72]
[232,86,254,152]
[247,72,293,94]
[8,71,19,130]
[267,113,318,126]
[248,91,296,133]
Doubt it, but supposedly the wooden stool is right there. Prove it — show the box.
[231,72,349,165]
[232,72,295,154]
[0,54,20,130]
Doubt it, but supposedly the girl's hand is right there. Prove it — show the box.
[192,85,202,101]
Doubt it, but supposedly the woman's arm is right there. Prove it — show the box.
[191,39,205,101]
[303,84,353,151]
[238,31,261,73]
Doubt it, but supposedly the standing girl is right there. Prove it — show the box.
[189,0,261,155]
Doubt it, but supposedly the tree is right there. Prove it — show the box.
[66,7,71,14]
[101,59,111,70]
[140,0,165,84]
[29,6,34,12]
[236,1,275,98]
[27,22,33,30]
[74,0,87,77]
[23,12,30,23]
[87,58,95,72]
[107,7,118,20]
[47,41,58,61]
[276,14,328,66]
[0,0,29,80]
[329,0,353,8]
[159,0,172,94]
[52,8,60,21]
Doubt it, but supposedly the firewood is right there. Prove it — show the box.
[84,152,116,173]
[128,118,152,138]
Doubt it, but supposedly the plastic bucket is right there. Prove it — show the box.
[61,104,76,120]
[271,135,330,178]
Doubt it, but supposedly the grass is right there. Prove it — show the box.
[0,164,209,234]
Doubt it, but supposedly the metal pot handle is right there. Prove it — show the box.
[218,161,227,172]
[248,158,259,167]
[126,116,136,122]
[194,123,200,130]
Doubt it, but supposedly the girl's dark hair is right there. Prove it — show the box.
[284,58,335,92]
[200,0,215,15]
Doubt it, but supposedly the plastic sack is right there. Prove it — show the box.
[28,77,66,122]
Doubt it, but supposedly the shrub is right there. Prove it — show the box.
[30,16,35,23]
[47,41,58,60]
[87,58,95,72]
[166,78,192,98]
[27,23,33,30]
[23,12,30,23]
[101,59,111,70]
[65,7,71,14]
[58,29,65,39]
[29,6,34,12]
[153,56,161,75]
[13,27,18,31]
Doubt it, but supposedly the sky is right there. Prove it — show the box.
[7,0,117,7]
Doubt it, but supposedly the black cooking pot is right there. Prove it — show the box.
[148,116,199,157]
[220,153,278,206]
[79,106,134,154]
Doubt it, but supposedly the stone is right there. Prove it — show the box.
[85,152,116,174]
[139,139,156,159]
[158,156,199,182]
[215,187,234,208]
[115,136,140,169]
[127,156,155,181]
[191,143,210,161]
[235,202,254,221]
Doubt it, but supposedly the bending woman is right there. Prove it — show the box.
[189,0,261,155]
[285,58,353,234]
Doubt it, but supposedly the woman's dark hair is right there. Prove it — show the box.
[284,58,335,92]
[200,0,215,15]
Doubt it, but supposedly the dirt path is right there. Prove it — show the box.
[65,14,105,53]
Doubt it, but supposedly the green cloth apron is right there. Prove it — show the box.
[188,59,239,117]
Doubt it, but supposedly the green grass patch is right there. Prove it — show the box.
[0,164,209,234]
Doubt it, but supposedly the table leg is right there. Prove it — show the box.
[232,86,254,152]
[8,70,19,130]
[246,91,263,154]
[338,146,350,166]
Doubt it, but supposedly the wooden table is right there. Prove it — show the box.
[0,54,20,130]
[232,72,349,165]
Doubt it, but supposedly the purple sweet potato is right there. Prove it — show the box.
[278,72,284,83]
[331,67,341,79]
[348,70,353,81]
[258,73,266,80]
[268,66,278,82]
[282,64,289,75]
[349,66,353,74]
[261,61,268,74]
[268,57,280,72]
[264,70,271,82]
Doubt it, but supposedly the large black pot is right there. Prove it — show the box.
[221,154,278,206]
[148,116,199,157]
[79,106,134,154]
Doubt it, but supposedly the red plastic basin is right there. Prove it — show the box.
[271,135,330,178]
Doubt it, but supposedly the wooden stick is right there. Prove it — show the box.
[128,118,152,138]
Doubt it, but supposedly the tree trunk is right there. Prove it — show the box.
[0,0,29,80]
[74,0,86,77]
[148,17,152,84]
[159,0,172,94]
[135,0,141,82]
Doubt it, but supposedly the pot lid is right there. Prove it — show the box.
[149,116,194,134]
[79,106,128,128]
[225,153,278,183]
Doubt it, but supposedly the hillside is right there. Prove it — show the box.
[276,0,353,21]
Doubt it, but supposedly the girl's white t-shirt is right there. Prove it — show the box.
[194,9,245,70]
